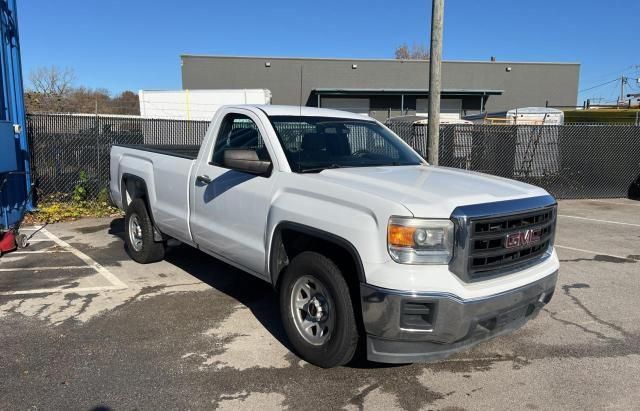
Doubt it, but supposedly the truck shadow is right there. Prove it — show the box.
[108,217,399,369]
[108,218,291,351]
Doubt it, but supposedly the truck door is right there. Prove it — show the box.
[190,109,277,278]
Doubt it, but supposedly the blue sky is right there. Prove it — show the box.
[18,0,640,104]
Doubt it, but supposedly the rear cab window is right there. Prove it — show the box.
[211,113,272,167]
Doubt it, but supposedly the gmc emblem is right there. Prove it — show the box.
[505,229,541,249]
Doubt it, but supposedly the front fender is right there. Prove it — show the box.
[265,185,409,283]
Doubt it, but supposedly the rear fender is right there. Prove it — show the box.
[121,173,163,242]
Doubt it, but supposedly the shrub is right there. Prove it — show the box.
[72,171,89,204]
[31,200,122,224]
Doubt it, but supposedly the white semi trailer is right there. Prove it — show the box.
[138,89,272,120]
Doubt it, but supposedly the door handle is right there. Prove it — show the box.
[196,174,212,184]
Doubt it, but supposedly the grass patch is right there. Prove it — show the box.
[25,172,122,224]
[26,200,122,224]
[564,109,639,124]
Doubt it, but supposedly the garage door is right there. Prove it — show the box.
[321,97,370,115]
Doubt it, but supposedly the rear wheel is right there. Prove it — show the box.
[279,251,359,368]
[124,198,165,263]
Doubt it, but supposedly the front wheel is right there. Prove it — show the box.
[124,198,165,264]
[279,251,359,368]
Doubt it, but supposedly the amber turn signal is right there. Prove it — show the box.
[388,224,416,247]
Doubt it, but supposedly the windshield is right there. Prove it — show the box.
[268,116,423,173]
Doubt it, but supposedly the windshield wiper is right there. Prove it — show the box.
[299,162,415,173]
[365,162,401,167]
[299,164,347,173]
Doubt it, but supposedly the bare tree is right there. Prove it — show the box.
[395,43,411,60]
[394,43,430,60]
[25,65,140,115]
[111,91,140,115]
[29,65,75,96]
[27,66,76,112]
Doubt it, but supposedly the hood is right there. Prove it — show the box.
[311,165,549,218]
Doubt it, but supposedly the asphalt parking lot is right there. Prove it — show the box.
[1,199,639,410]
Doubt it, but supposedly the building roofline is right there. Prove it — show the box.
[313,88,503,95]
[180,54,580,66]
[28,111,143,119]
[240,104,374,120]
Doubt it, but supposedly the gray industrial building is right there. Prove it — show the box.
[181,55,580,122]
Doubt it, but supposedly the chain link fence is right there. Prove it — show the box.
[27,114,209,201]
[386,121,640,199]
[26,113,640,203]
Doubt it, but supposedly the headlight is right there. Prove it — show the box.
[387,217,454,264]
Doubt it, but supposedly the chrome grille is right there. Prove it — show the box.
[449,195,557,282]
[468,207,555,279]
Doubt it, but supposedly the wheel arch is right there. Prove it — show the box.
[269,221,366,289]
[121,173,163,241]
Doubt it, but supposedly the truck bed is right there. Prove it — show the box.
[115,144,201,160]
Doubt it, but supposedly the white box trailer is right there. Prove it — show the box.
[138,89,272,121]
[464,107,564,125]
[463,108,563,177]
[506,107,564,125]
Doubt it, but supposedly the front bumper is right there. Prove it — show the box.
[360,270,558,363]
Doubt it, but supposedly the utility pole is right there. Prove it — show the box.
[427,0,444,165]
[619,75,628,105]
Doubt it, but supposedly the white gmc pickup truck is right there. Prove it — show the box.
[109,105,559,368]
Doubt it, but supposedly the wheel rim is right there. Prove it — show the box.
[128,214,144,252]
[290,275,335,346]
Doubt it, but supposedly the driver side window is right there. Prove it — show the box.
[211,113,271,167]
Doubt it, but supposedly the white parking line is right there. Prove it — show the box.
[0,266,94,272]
[0,227,127,295]
[7,250,69,255]
[19,227,47,232]
[41,228,127,289]
[555,245,638,262]
[558,214,640,228]
[587,200,640,208]
[1,285,125,296]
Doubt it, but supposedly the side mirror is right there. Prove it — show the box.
[223,149,272,175]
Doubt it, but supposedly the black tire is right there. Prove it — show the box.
[16,233,28,249]
[124,198,165,264]
[629,174,640,200]
[279,251,359,368]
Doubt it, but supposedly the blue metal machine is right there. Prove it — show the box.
[0,0,31,234]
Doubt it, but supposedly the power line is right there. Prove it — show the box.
[579,78,619,93]
[606,80,621,103]
[580,64,637,85]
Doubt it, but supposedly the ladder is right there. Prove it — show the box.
[518,113,549,177]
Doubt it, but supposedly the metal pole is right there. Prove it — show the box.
[427,0,444,165]
[95,98,100,193]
